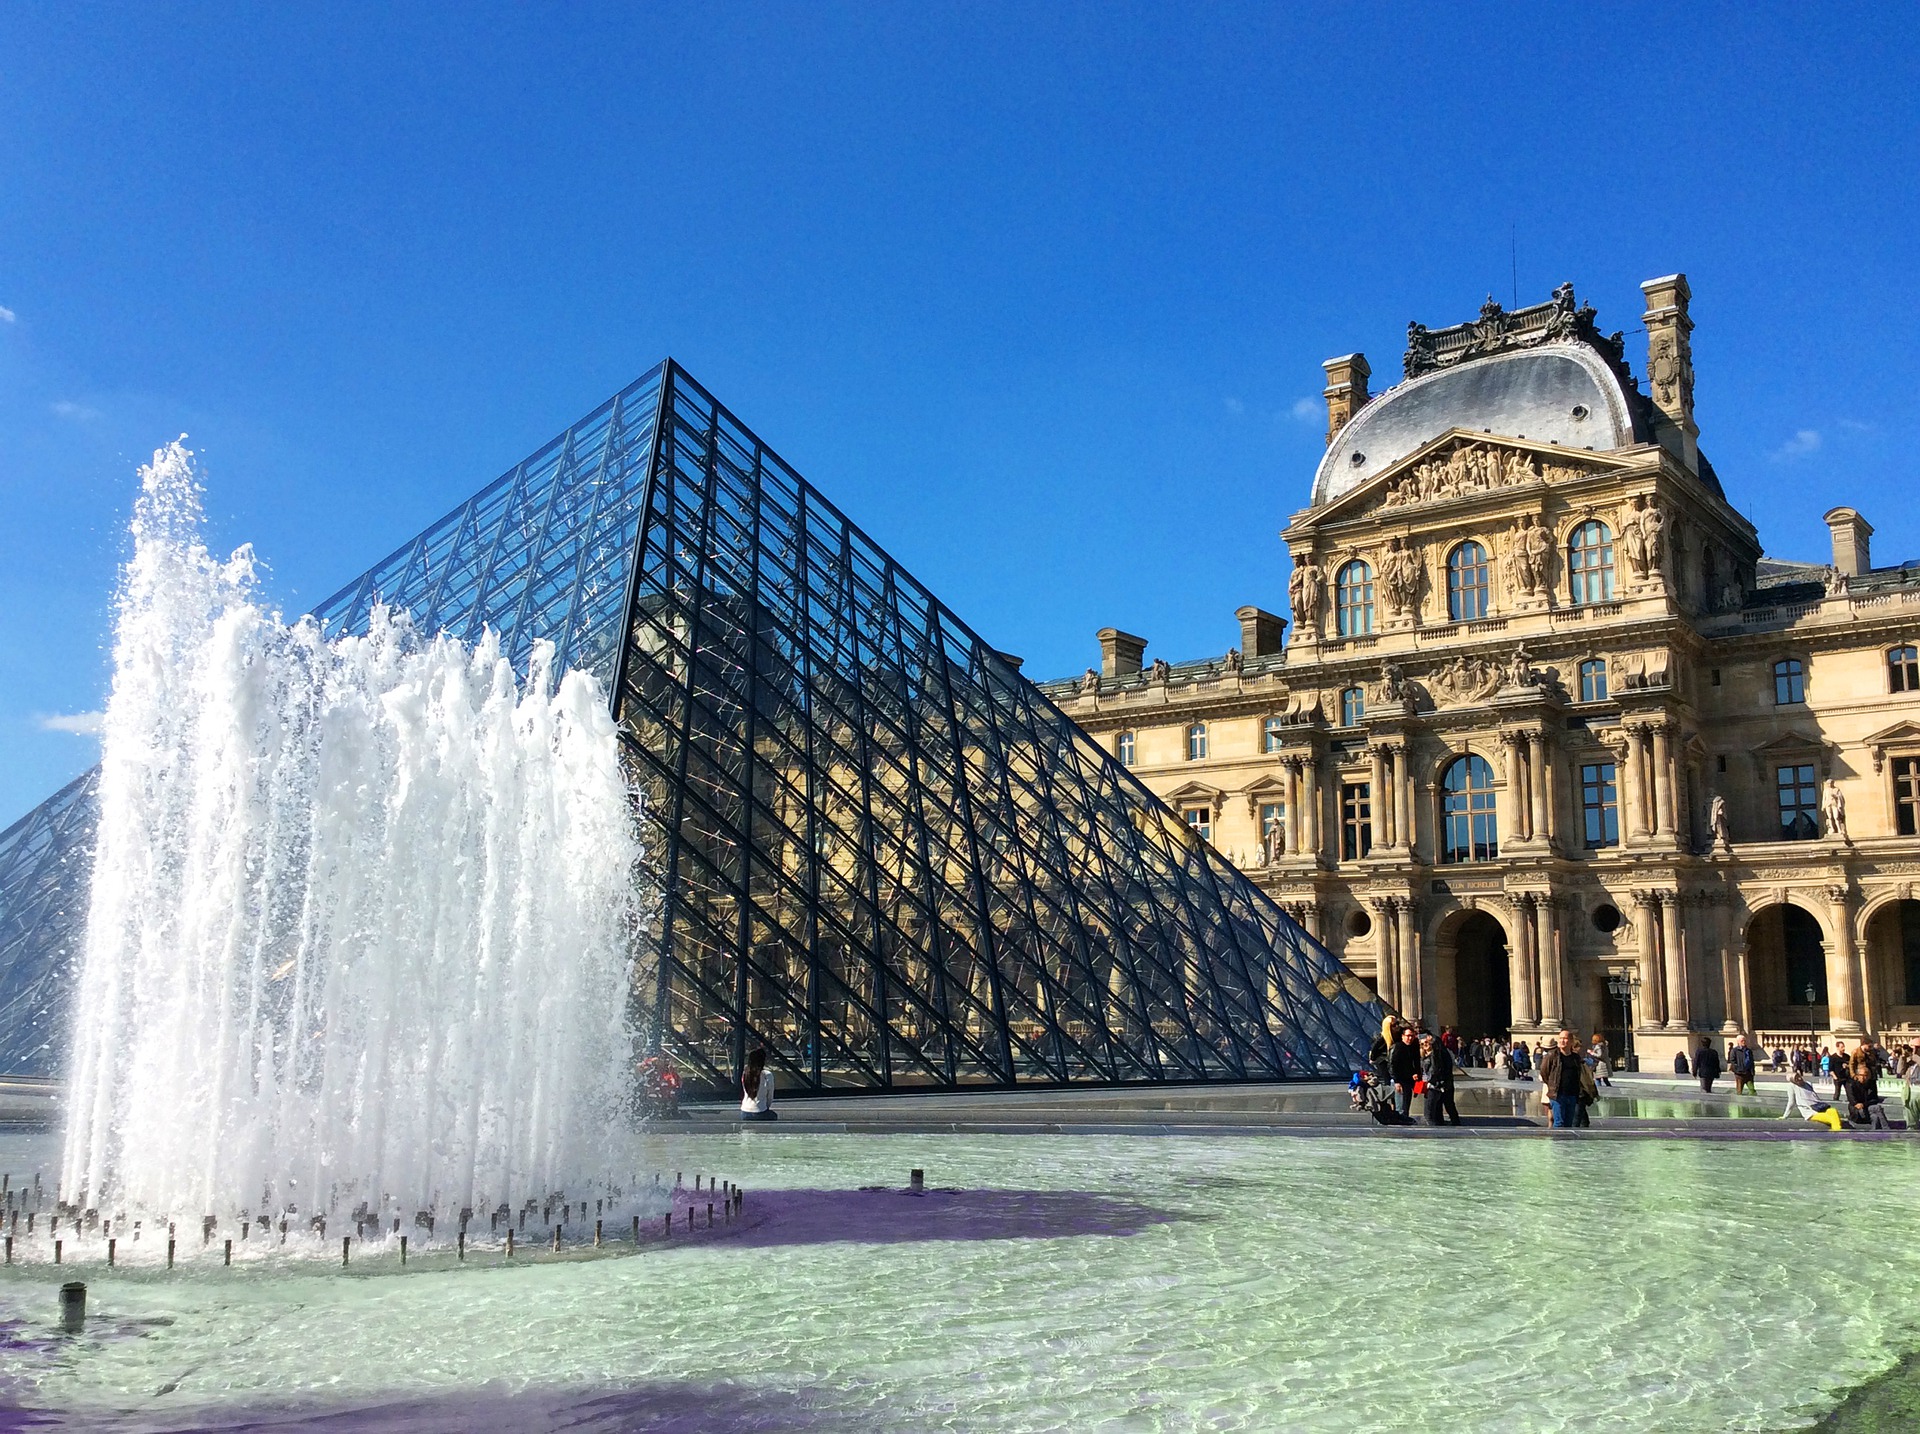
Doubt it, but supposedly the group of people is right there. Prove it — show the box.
[1775,1037,1914,1131]
[1354,1016,1461,1126]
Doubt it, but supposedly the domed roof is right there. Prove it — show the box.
[1312,342,1647,508]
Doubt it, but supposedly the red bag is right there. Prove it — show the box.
[1413,1079,1427,1095]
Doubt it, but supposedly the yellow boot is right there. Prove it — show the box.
[1810,1107,1844,1132]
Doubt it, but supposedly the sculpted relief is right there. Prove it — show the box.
[1289,554,1326,631]
[1618,494,1671,585]
[1428,653,1503,706]
[1377,440,1598,512]
[1506,512,1555,598]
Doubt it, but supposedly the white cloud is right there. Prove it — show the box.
[51,400,101,421]
[1289,397,1319,423]
[37,711,105,736]
[1771,428,1822,460]
[1223,396,1245,415]
[0,306,15,323]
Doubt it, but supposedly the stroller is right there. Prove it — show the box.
[1352,1069,1415,1126]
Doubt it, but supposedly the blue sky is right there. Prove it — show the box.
[2,4,1916,823]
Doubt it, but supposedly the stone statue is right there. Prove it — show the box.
[1149,658,1171,684]
[1223,647,1243,674]
[1079,667,1100,695]
[1620,496,1650,579]
[1505,642,1540,688]
[1719,578,1745,612]
[1824,779,1850,843]
[1380,537,1422,617]
[1825,565,1850,597]
[1378,659,1408,702]
[1511,513,1552,596]
[1709,793,1730,850]
[1639,501,1669,578]
[1289,557,1326,630]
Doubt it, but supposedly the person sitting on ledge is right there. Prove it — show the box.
[1782,1070,1844,1131]
[740,1046,778,1122]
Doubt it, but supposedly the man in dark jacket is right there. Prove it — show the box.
[1727,1035,1757,1095]
[1388,1025,1422,1116]
[1694,1037,1723,1094]
[1539,1029,1588,1129]
[1421,1033,1461,1126]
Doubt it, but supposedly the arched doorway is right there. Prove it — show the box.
[1863,899,1920,1033]
[1448,910,1511,1042]
[1746,903,1828,1039]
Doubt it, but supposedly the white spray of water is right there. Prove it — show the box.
[61,440,646,1225]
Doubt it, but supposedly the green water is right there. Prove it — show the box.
[0,1128,1914,1431]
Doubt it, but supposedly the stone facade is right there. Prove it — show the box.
[1042,275,1920,1068]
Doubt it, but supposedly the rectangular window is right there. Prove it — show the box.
[1263,717,1285,753]
[1578,660,1608,703]
[1893,647,1920,693]
[1182,807,1211,843]
[1895,757,1920,837]
[1581,762,1619,849]
[1116,731,1135,766]
[1259,801,1286,856]
[1341,783,1373,862]
[1777,763,1819,840]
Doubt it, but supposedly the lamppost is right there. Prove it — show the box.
[1804,981,1819,1061]
[1606,971,1642,1072]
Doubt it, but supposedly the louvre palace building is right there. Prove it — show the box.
[1042,275,1920,1068]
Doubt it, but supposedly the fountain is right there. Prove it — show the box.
[55,440,654,1252]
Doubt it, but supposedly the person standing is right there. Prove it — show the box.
[1694,1037,1723,1095]
[1830,1042,1851,1104]
[1539,1029,1589,1130]
[1421,1033,1461,1127]
[1389,1024,1422,1117]
[1727,1035,1756,1096]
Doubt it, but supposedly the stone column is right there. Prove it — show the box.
[1539,733,1559,851]
[1652,724,1675,838]
[1661,890,1689,1030]
[1714,896,1741,1034]
[1825,885,1863,1034]
[1302,758,1322,861]
[1619,729,1647,842]
[1369,747,1389,851]
[1298,900,1322,944]
[1371,897,1399,1013]
[1397,898,1420,1019]
[1391,744,1413,855]
[1521,733,1545,845]
[1283,759,1301,856]
[1535,895,1563,1028]
[1513,894,1541,1028]
[1632,890,1665,1027]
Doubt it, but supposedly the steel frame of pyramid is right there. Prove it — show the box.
[0,360,1383,1089]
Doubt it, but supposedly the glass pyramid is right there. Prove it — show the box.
[0,361,1382,1088]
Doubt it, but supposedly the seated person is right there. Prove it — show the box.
[739,1046,778,1122]
[1782,1071,1843,1131]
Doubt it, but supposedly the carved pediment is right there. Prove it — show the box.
[1863,721,1920,772]
[1308,430,1628,527]
[1164,780,1227,816]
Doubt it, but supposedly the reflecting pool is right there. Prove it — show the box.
[0,1126,1914,1432]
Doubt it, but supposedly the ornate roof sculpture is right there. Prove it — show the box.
[0,361,1383,1087]
[1402,283,1630,381]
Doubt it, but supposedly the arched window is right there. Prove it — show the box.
[1116,731,1136,766]
[1340,686,1365,727]
[1186,723,1208,761]
[1567,520,1615,606]
[1578,658,1608,703]
[1441,754,1498,863]
[1890,646,1920,694]
[1336,560,1374,637]
[1447,541,1490,622]
[1773,658,1805,705]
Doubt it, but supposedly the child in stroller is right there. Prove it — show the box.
[1351,1069,1416,1125]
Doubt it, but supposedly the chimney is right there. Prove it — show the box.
[1824,507,1873,577]
[1097,628,1147,679]
[1639,274,1698,471]
[1235,606,1287,658]
[1321,353,1370,444]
